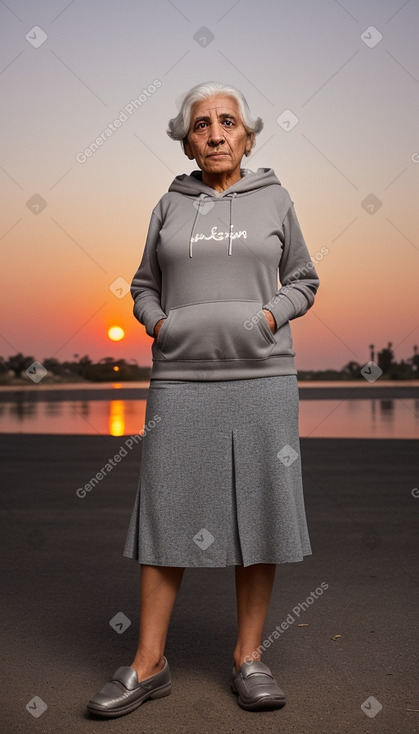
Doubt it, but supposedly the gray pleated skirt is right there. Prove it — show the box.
[123,375,311,567]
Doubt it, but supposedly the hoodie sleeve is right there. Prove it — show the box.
[130,209,167,338]
[263,203,319,331]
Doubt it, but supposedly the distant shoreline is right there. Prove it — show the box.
[0,380,418,402]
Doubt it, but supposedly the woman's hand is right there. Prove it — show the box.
[262,309,276,334]
[153,318,166,339]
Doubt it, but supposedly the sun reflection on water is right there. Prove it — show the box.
[109,400,125,436]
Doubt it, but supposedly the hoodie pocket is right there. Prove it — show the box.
[155,300,275,362]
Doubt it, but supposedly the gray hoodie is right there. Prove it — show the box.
[131,167,319,380]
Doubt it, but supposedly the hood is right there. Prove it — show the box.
[168,167,282,257]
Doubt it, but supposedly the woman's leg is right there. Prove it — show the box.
[129,564,185,680]
[233,563,276,672]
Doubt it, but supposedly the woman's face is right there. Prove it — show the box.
[184,94,253,181]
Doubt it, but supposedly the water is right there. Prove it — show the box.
[0,396,418,438]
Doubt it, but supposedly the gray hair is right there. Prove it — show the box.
[167,81,264,155]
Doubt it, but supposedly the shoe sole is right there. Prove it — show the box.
[87,681,171,719]
[231,683,286,711]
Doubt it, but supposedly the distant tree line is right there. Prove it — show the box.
[298,342,419,381]
[0,342,418,383]
[0,353,151,383]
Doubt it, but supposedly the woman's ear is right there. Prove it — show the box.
[245,132,255,156]
[183,137,194,160]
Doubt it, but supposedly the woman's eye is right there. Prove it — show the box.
[194,119,234,130]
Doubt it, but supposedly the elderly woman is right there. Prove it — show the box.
[87,81,319,718]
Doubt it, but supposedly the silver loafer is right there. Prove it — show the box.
[87,658,171,718]
[231,660,286,711]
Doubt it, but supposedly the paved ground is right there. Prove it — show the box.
[1,435,418,733]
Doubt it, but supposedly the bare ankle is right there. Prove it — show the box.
[130,653,165,677]
[233,650,261,672]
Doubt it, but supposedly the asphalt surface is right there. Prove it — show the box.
[1,435,418,734]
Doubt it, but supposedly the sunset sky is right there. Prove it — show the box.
[0,0,418,371]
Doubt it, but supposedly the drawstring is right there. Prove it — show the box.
[228,192,237,256]
[189,193,206,258]
[189,191,238,257]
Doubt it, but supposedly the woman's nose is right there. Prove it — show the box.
[208,123,225,144]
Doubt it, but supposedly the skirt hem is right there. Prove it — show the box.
[122,550,312,568]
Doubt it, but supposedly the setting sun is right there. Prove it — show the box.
[108,326,125,342]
